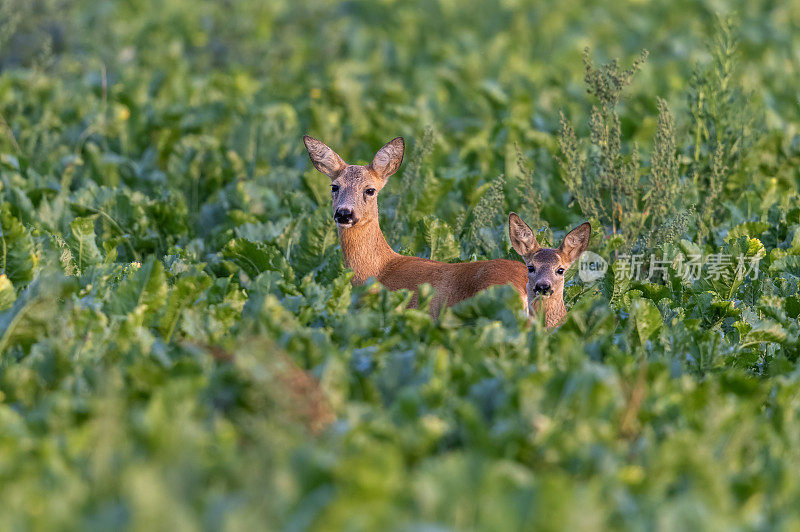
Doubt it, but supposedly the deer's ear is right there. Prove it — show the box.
[508,213,540,257]
[558,222,591,264]
[303,135,347,179]
[370,137,404,180]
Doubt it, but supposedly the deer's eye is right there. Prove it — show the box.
[331,184,339,193]
[365,188,376,196]
[556,267,565,275]
[527,265,536,273]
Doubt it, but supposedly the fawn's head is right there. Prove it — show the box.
[508,213,591,304]
[303,136,404,228]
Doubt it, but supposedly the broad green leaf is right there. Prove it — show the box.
[725,221,771,242]
[0,154,20,171]
[0,274,15,311]
[621,289,643,310]
[159,273,213,341]
[609,260,632,309]
[423,218,460,262]
[105,257,167,323]
[742,319,787,345]
[738,305,788,345]
[302,167,330,206]
[0,270,77,354]
[0,204,36,286]
[740,236,766,259]
[630,297,662,344]
[679,238,703,259]
[791,227,800,252]
[638,282,671,303]
[290,206,337,278]
[770,255,800,277]
[68,216,103,272]
[223,238,289,279]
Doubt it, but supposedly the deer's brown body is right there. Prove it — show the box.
[340,218,527,310]
[303,135,528,316]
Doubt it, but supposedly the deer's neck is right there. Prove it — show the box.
[532,293,567,328]
[338,219,398,284]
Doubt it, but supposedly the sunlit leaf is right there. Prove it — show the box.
[0,204,36,286]
[68,215,103,272]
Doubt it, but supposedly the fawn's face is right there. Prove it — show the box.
[508,213,591,305]
[303,136,404,228]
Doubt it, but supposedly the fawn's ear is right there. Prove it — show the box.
[508,212,540,258]
[558,222,591,264]
[303,135,347,179]
[370,137,404,180]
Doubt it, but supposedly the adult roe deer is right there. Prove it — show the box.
[302,135,528,317]
[508,212,591,328]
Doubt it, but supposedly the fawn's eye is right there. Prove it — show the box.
[331,184,339,193]
[527,265,536,273]
[556,267,565,275]
[365,188,376,196]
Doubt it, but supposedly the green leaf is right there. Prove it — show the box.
[0,204,36,286]
[770,255,800,277]
[223,238,289,280]
[738,307,787,346]
[744,320,786,345]
[790,227,800,253]
[159,273,213,341]
[0,274,16,311]
[68,216,103,272]
[105,257,167,323]
[290,206,337,278]
[423,218,460,262]
[609,260,632,309]
[0,154,20,171]
[302,167,330,206]
[725,221,771,242]
[0,270,77,354]
[630,297,662,344]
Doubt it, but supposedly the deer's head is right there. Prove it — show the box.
[508,213,591,309]
[303,136,404,228]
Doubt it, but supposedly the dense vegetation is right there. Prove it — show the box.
[2,0,800,528]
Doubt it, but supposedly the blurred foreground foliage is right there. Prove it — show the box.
[2,0,800,529]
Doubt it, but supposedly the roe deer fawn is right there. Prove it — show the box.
[508,212,591,328]
[303,135,528,317]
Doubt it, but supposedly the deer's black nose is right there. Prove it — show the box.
[334,208,356,225]
[534,281,552,294]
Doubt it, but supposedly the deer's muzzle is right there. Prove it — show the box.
[334,208,357,226]
[532,281,553,296]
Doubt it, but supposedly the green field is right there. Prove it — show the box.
[2,0,800,529]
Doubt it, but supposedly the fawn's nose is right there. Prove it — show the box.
[533,281,552,294]
[334,208,356,225]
